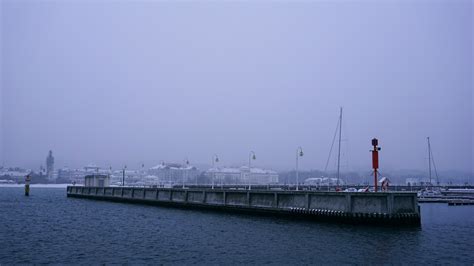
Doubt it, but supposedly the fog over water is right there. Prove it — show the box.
[1,1,472,172]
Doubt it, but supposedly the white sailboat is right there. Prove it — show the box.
[418,137,442,197]
[322,107,344,191]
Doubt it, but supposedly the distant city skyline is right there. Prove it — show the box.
[1,1,472,173]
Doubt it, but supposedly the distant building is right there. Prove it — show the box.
[0,167,31,182]
[111,169,138,186]
[405,178,431,186]
[206,167,241,185]
[84,164,100,173]
[84,174,110,187]
[46,150,54,179]
[148,162,199,185]
[57,168,87,184]
[304,177,346,186]
[57,165,113,185]
[206,166,279,185]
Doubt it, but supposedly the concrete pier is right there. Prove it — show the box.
[67,186,420,225]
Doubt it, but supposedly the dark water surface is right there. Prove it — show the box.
[1,187,473,264]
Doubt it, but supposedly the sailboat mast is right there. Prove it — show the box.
[336,107,342,186]
[427,137,432,185]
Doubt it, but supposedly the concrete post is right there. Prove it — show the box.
[387,194,394,214]
[131,188,135,198]
[247,191,251,206]
[273,193,278,208]
[345,194,352,213]
[223,191,227,206]
[306,193,310,209]
[414,197,420,215]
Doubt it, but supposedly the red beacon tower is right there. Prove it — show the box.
[371,138,381,192]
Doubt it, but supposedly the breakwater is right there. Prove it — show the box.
[67,186,420,225]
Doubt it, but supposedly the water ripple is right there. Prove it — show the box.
[0,187,473,264]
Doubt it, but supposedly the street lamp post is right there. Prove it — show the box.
[212,154,219,189]
[122,165,127,187]
[296,147,304,191]
[248,151,256,190]
[195,163,198,186]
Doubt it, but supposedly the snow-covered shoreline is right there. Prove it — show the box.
[0,184,70,188]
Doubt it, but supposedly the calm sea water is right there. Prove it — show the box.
[0,187,473,264]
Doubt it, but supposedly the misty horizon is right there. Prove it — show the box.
[1,1,472,173]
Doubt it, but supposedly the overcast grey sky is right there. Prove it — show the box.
[1,0,472,173]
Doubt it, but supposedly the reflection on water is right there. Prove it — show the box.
[0,188,473,264]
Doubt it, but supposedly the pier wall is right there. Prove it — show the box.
[67,186,420,225]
